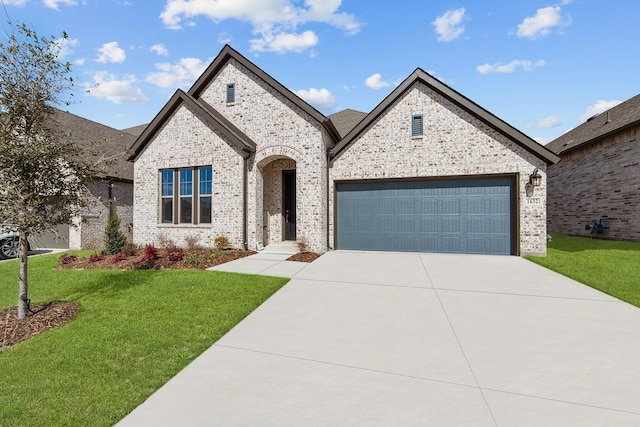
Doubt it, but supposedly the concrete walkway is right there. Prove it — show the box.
[118,251,640,426]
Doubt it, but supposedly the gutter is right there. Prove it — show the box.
[242,150,251,250]
[326,147,332,250]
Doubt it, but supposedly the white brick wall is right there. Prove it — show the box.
[330,83,548,256]
[133,103,245,249]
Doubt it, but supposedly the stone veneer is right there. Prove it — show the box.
[330,83,549,256]
[548,125,640,241]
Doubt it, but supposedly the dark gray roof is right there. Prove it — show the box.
[330,68,560,165]
[53,110,135,181]
[547,94,640,155]
[328,109,367,139]
[121,124,148,138]
[129,89,257,161]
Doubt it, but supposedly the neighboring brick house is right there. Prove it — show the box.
[547,94,640,241]
[129,45,558,256]
[33,110,136,250]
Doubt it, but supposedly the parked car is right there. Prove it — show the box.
[0,231,29,260]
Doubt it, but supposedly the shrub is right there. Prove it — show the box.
[184,253,203,267]
[157,233,180,252]
[214,236,229,251]
[59,254,78,265]
[89,254,105,263]
[104,208,127,255]
[297,239,309,253]
[121,241,138,256]
[184,234,201,250]
[168,252,183,262]
[110,253,127,263]
[142,245,159,262]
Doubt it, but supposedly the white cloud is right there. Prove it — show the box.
[578,100,622,122]
[159,0,361,53]
[95,41,126,63]
[530,116,562,129]
[534,137,552,145]
[250,30,319,54]
[2,0,29,5]
[517,6,569,39]
[52,37,78,60]
[145,57,209,89]
[150,44,169,56]
[43,0,77,9]
[365,73,390,90]
[432,8,466,42]
[83,72,148,104]
[294,87,336,111]
[476,59,545,74]
[218,32,232,45]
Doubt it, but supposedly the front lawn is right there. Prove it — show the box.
[0,252,288,426]
[526,234,640,308]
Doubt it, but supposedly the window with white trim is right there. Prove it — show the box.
[411,114,423,137]
[160,166,213,224]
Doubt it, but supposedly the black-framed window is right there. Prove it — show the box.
[160,166,212,225]
[226,83,235,103]
[411,114,423,136]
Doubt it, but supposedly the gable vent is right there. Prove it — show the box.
[411,114,423,136]
[226,83,235,104]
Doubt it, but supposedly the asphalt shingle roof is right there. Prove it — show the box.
[547,93,640,155]
[53,110,135,181]
[328,109,367,139]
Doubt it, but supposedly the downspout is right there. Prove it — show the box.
[107,178,114,216]
[242,150,250,250]
[326,147,331,250]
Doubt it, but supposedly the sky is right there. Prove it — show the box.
[2,0,639,145]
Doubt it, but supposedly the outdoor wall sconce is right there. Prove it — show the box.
[529,168,542,187]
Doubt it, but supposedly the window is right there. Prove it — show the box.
[411,114,423,137]
[160,166,212,225]
[179,169,193,223]
[161,170,174,223]
[199,167,212,224]
[226,83,235,104]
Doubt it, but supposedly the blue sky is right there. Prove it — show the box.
[3,0,638,144]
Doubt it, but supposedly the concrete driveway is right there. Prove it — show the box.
[118,251,640,426]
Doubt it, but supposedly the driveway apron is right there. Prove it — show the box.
[118,251,640,426]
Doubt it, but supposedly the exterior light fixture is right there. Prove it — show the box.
[529,168,542,187]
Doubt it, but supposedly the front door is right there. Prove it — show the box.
[283,170,296,241]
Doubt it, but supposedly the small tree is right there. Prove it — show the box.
[103,208,126,255]
[0,23,96,319]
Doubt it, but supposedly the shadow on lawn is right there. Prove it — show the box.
[547,234,640,253]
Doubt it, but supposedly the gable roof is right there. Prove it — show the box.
[329,109,367,139]
[546,94,640,155]
[121,123,148,138]
[188,44,340,142]
[330,68,560,165]
[128,89,257,161]
[53,110,135,181]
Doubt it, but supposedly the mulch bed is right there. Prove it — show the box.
[1,301,79,350]
[56,248,258,271]
[286,252,320,262]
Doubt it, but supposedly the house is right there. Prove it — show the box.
[129,45,559,256]
[31,110,136,250]
[546,94,640,241]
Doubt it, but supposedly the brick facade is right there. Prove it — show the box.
[131,46,554,256]
[548,125,640,241]
[330,83,549,256]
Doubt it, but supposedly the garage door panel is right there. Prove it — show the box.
[336,177,513,255]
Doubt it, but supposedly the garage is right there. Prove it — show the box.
[335,177,515,255]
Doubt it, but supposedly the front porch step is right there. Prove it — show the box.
[260,242,298,255]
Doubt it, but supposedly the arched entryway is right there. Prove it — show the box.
[260,157,297,245]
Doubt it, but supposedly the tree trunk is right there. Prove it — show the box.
[17,231,29,320]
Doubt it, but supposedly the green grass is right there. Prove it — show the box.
[526,234,640,308]
[0,252,288,426]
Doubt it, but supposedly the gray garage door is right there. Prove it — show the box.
[336,177,514,255]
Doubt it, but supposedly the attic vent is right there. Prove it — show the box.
[411,114,423,137]
[226,83,235,104]
[586,113,600,122]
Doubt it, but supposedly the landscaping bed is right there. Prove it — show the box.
[56,247,257,270]
[1,301,79,349]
